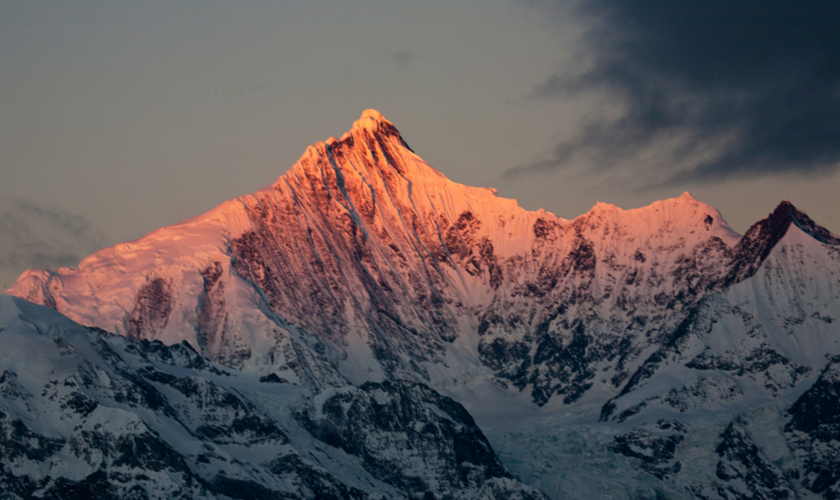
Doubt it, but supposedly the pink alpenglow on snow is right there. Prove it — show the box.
[7,111,840,419]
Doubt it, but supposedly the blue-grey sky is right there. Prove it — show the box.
[2,0,839,289]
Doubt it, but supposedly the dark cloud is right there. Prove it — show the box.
[0,201,104,289]
[509,1,840,184]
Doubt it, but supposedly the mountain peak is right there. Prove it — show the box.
[355,109,388,127]
[727,198,839,285]
[775,199,840,246]
[332,109,413,154]
[346,109,396,136]
[775,199,795,213]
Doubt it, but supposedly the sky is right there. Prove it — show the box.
[2,0,839,289]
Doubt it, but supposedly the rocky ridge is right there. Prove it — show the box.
[0,294,543,500]
[5,110,840,499]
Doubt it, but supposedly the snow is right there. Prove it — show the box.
[3,294,523,499]
[3,109,840,499]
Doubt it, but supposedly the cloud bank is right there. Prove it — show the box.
[508,1,840,184]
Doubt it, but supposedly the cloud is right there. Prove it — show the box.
[0,201,104,288]
[509,1,840,184]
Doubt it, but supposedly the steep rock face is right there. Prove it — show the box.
[712,418,795,500]
[5,111,840,426]
[474,194,741,405]
[785,357,840,498]
[489,217,840,498]
[601,217,840,423]
[0,295,542,500]
[9,110,782,411]
[125,277,173,340]
[296,380,546,500]
[0,297,207,499]
[3,110,840,499]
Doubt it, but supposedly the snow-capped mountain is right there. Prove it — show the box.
[0,294,544,499]
[5,110,840,499]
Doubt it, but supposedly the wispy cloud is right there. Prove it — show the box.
[0,201,104,289]
[507,1,840,185]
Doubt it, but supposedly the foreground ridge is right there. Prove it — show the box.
[0,294,545,499]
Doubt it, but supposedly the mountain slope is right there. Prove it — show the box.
[7,111,839,412]
[0,294,544,500]
[6,111,755,401]
[5,110,840,499]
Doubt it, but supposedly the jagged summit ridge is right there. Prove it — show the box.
[752,199,840,247]
[348,108,395,133]
[779,199,840,246]
[5,111,840,500]
[345,108,411,148]
[5,110,839,412]
[279,109,470,205]
[723,199,840,286]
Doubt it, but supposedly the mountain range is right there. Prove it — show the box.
[4,110,840,499]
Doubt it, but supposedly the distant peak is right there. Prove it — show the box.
[734,199,839,267]
[773,199,840,246]
[769,200,797,223]
[678,191,696,201]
